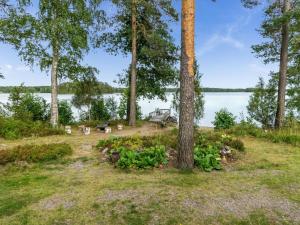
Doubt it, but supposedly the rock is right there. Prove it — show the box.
[117,124,123,131]
[111,151,120,163]
[105,127,112,134]
[83,127,91,135]
[65,126,72,134]
[102,148,109,154]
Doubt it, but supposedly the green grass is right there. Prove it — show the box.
[0,132,299,225]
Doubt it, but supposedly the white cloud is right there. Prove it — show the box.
[197,14,253,56]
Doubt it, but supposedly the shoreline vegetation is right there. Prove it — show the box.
[0,82,256,94]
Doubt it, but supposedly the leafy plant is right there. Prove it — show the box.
[213,108,236,130]
[58,100,74,125]
[194,145,222,172]
[115,145,168,169]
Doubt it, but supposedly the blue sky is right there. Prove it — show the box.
[0,0,277,88]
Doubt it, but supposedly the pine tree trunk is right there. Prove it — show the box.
[129,0,137,126]
[275,0,290,129]
[50,44,59,127]
[178,0,195,169]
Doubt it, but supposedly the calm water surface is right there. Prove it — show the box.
[0,92,251,127]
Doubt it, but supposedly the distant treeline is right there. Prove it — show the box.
[0,83,255,94]
[0,82,123,94]
[166,88,255,93]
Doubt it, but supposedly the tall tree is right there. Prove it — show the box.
[99,0,178,124]
[177,0,195,169]
[242,0,298,128]
[129,0,137,126]
[275,0,291,128]
[0,0,104,127]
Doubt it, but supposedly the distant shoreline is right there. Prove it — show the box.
[0,86,255,94]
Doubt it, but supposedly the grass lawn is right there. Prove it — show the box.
[0,125,299,225]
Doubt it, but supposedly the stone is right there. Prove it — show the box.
[111,151,120,163]
[65,126,72,134]
[105,127,112,134]
[84,127,91,135]
[117,124,123,131]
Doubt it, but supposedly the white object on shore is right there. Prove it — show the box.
[65,126,72,134]
[105,127,112,134]
[117,124,123,131]
[84,127,91,135]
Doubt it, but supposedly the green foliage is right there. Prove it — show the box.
[0,117,64,140]
[116,145,167,169]
[0,0,104,80]
[105,96,118,120]
[100,0,179,101]
[0,143,72,165]
[229,122,300,147]
[248,0,300,119]
[247,77,277,128]
[72,74,102,121]
[213,108,236,130]
[194,145,221,172]
[90,97,110,121]
[172,60,204,123]
[4,85,49,121]
[58,100,74,125]
[196,131,245,152]
[117,90,142,120]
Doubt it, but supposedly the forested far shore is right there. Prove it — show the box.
[0,84,255,94]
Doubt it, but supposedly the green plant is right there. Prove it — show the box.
[116,145,167,169]
[0,143,72,165]
[194,145,221,172]
[90,97,110,121]
[58,100,74,125]
[247,77,277,128]
[0,117,64,140]
[4,85,50,122]
[213,108,236,130]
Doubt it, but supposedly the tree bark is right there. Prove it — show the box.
[50,43,59,127]
[178,0,195,169]
[129,0,137,126]
[275,0,290,129]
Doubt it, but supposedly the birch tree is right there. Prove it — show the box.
[0,0,104,127]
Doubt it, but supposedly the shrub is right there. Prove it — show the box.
[247,77,277,128]
[90,97,110,121]
[228,122,300,147]
[213,108,236,130]
[58,100,74,125]
[116,145,168,169]
[105,97,118,120]
[194,145,221,172]
[0,117,64,140]
[0,143,72,165]
[224,139,245,152]
[4,86,50,121]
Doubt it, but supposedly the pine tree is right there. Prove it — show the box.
[99,0,178,125]
[177,0,195,169]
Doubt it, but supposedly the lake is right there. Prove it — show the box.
[0,92,251,127]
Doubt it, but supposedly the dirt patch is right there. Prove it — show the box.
[36,195,76,210]
[182,188,300,222]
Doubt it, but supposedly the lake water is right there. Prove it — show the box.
[0,92,251,127]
